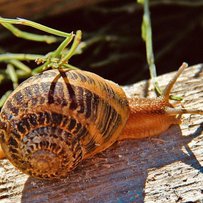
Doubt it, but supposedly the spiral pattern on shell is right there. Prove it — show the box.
[0,69,129,179]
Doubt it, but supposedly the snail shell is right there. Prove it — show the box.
[0,69,129,179]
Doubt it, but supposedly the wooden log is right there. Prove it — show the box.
[0,0,109,20]
[0,64,203,203]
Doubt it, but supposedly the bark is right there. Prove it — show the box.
[0,64,203,203]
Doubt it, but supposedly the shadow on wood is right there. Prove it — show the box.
[20,123,203,202]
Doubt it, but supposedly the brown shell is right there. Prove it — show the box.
[0,69,130,179]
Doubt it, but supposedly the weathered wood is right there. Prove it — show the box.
[0,64,203,203]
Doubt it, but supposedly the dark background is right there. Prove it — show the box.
[0,0,203,91]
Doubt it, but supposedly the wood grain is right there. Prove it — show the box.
[0,64,203,203]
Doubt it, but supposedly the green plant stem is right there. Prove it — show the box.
[142,0,156,79]
[32,32,76,73]
[0,17,71,38]
[6,64,18,89]
[16,70,32,78]
[0,53,44,61]
[1,23,59,44]
[31,36,74,73]
[59,30,82,66]
[0,17,82,108]
[139,0,162,95]
[8,59,32,74]
[32,61,49,74]
[52,33,74,58]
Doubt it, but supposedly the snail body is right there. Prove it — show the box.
[0,63,202,179]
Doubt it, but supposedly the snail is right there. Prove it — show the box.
[0,62,202,179]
